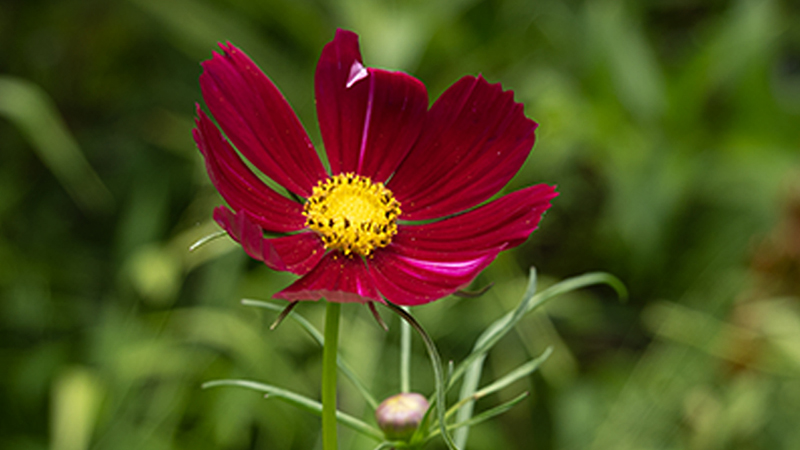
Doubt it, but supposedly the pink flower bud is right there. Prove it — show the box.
[375,392,430,441]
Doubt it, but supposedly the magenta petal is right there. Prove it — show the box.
[194,107,307,233]
[394,184,558,252]
[357,69,429,182]
[369,246,499,306]
[274,253,383,303]
[200,43,327,197]
[389,75,537,220]
[315,29,428,181]
[214,207,325,275]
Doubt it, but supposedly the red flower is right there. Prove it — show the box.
[193,29,557,306]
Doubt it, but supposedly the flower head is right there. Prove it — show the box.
[193,29,557,306]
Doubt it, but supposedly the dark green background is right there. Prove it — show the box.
[2,0,799,449]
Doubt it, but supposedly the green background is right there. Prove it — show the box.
[2,0,799,448]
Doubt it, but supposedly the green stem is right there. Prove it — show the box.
[322,302,341,450]
[400,307,411,393]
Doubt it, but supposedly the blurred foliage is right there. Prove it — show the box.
[1,0,799,449]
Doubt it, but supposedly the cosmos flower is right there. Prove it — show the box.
[193,29,557,306]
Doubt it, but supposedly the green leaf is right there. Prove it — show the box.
[449,267,539,389]
[384,304,459,450]
[450,270,626,389]
[429,392,530,438]
[453,352,486,448]
[202,379,383,441]
[240,299,379,410]
[449,347,552,422]
[451,269,625,447]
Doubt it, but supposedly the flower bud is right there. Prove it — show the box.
[375,392,430,441]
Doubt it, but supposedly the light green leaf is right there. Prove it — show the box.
[451,269,625,447]
[202,379,383,441]
[240,299,379,410]
[451,269,625,389]
[449,347,552,421]
[429,392,530,438]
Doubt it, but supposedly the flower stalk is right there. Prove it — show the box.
[322,301,341,450]
[400,308,411,393]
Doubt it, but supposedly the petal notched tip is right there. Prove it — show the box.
[199,40,327,197]
[316,28,429,179]
[193,109,308,233]
[389,74,540,220]
[393,183,558,255]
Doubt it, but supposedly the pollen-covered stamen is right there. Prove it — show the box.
[304,173,401,256]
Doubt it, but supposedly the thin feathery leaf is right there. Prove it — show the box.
[241,299,379,410]
[385,303,460,450]
[450,270,626,389]
[475,347,552,399]
[449,267,539,389]
[202,379,383,440]
[430,392,530,438]
[451,269,624,447]
[449,347,552,421]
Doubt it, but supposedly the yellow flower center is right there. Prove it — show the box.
[304,173,401,256]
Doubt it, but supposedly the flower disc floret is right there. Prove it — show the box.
[304,173,401,256]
